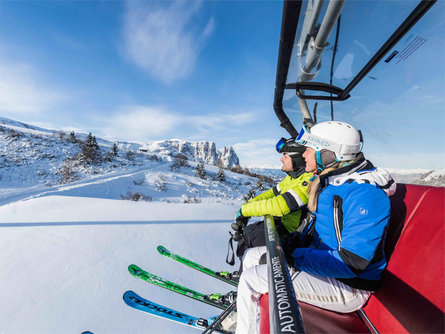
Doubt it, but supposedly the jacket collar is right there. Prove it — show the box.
[318,153,373,189]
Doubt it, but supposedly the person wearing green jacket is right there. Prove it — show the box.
[209,138,312,307]
[228,138,312,275]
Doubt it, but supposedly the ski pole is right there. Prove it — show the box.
[202,299,237,334]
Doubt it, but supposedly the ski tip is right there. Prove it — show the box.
[123,290,135,301]
[123,290,142,306]
[157,245,170,255]
[128,264,141,274]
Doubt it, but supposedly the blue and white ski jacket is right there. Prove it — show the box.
[291,156,396,291]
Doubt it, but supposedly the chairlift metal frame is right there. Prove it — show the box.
[273,0,437,136]
[266,1,438,333]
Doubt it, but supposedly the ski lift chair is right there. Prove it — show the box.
[259,183,445,333]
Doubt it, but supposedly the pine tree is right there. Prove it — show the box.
[82,132,100,163]
[69,131,76,143]
[196,162,206,179]
[217,168,226,182]
[112,143,118,156]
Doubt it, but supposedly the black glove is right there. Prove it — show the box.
[282,232,299,269]
[232,231,243,242]
[231,208,250,232]
[284,248,296,269]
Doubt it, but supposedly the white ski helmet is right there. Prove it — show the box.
[297,121,363,161]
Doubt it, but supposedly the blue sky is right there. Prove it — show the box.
[0,0,444,169]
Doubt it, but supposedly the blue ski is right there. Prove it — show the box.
[123,291,233,333]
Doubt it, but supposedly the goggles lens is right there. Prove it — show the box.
[275,138,286,153]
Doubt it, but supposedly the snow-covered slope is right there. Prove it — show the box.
[0,196,238,333]
[0,117,267,207]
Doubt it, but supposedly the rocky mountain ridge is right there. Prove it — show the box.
[140,139,239,168]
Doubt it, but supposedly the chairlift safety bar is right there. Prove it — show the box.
[264,215,305,334]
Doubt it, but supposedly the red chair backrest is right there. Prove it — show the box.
[362,184,445,333]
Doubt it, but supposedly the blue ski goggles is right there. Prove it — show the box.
[276,125,311,153]
[275,137,287,153]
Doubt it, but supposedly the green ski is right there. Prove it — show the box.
[157,246,238,287]
[128,264,229,310]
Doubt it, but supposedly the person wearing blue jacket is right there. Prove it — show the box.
[233,121,396,334]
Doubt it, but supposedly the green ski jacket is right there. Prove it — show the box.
[241,172,312,233]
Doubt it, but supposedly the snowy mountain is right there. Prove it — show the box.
[0,117,269,207]
[385,168,445,187]
[249,167,287,183]
[384,168,430,184]
[412,168,445,187]
[140,139,239,168]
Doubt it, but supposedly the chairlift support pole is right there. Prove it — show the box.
[298,0,325,58]
[298,0,346,127]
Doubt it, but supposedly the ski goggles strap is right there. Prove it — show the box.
[296,124,310,141]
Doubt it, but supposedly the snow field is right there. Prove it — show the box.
[0,207,239,333]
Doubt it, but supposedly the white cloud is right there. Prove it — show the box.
[0,61,66,115]
[186,111,255,134]
[233,139,282,168]
[103,106,179,140]
[121,0,215,84]
[101,105,257,141]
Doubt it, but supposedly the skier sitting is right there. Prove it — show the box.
[211,138,312,304]
[232,121,396,333]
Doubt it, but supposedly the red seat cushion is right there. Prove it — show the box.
[298,302,370,334]
[259,294,370,334]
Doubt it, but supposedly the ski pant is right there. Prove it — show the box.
[235,246,373,334]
